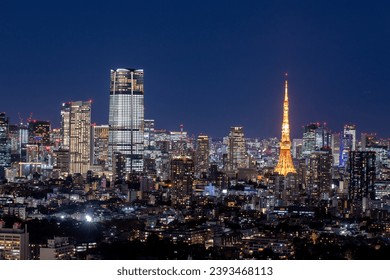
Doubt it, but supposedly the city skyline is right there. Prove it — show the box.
[2,0,390,262]
[1,1,390,138]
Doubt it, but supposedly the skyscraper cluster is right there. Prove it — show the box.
[0,70,389,260]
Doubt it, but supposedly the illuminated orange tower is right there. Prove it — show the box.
[274,76,296,176]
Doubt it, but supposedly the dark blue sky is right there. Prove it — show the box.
[1,1,389,138]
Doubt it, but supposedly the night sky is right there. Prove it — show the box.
[1,1,389,139]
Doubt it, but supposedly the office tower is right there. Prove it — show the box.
[274,79,296,176]
[226,127,247,171]
[108,68,144,175]
[315,123,331,148]
[339,124,357,168]
[54,149,70,173]
[306,148,332,200]
[344,124,356,151]
[302,123,317,156]
[170,126,189,156]
[28,120,51,145]
[339,127,356,168]
[50,128,62,149]
[143,120,157,176]
[0,221,29,260]
[170,155,194,202]
[26,120,52,164]
[302,122,331,157]
[18,124,29,162]
[361,133,378,151]
[61,101,91,175]
[292,138,303,159]
[61,102,71,148]
[348,151,376,213]
[8,124,20,162]
[0,113,11,178]
[144,119,155,149]
[331,133,341,166]
[91,124,109,167]
[195,134,210,177]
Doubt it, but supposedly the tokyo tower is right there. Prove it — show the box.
[274,76,296,176]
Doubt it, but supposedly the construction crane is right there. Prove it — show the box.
[27,112,33,123]
[17,112,23,125]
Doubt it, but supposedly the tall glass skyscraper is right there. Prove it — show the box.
[108,68,144,177]
[0,113,11,178]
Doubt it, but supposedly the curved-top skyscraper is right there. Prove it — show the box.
[108,68,144,177]
[274,77,296,176]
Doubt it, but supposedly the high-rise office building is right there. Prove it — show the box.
[302,122,331,157]
[274,79,296,176]
[306,148,332,200]
[339,124,357,168]
[170,155,194,202]
[226,127,247,172]
[144,119,155,149]
[348,151,376,214]
[61,101,91,175]
[0,113,11,178]
[91,124,109,167]
[361,133,378,151]
[108,68,144,176]
[195,134,210,177]
[8,124,20,162]
[331,133,341,166]
[61,102,71,148]
[340,125,357,168]
[292,138,303,159]
[170,127,189,156]
[344,124,356,151]
[28,120,51,146]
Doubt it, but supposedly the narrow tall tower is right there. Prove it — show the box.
[275,77,296,176]
[67,101,91,175]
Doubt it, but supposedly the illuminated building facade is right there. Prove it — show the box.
[292,138,303,159]
[7,124,28,164]
[331,133,341,166]
[0,222,29,260]
[8,124,20,162]
[40,237,75,260]
[340,124,357,167]
[344,124,356,151]
[28,120,51,145]
[61,102,71,148]
[170,156,194,202]
[226,127,247,171]
[195,134,210,177]
[348,151,376,208]
[144,119,155,149]
[306,148,332,200]
[108,68,144,175]
[62,101,91,175]
[274,79,296,176]
[302,122,331,157]
[91,125,109,167]
[361,133,378,151]
[0,113,11,178]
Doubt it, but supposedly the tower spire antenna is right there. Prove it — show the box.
[284,73,288,101]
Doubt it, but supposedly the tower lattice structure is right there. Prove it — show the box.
[274,78,296,176]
